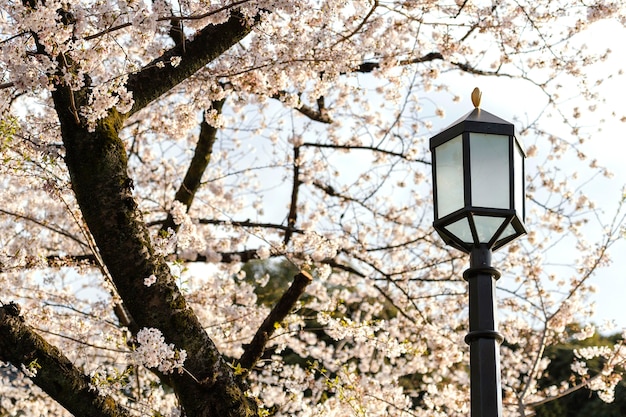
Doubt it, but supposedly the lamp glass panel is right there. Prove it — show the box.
[470,133,509,209]
[446,217,473,244]
[499,223,517,241]
[514,141,525,220]
[473,215,506,244]
[435,135,464,218]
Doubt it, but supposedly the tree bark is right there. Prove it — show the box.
[126,12,253,116]
[238,271,313,375]
[0,305,131,417]
[0,6,262,416]
[161,99,225,234]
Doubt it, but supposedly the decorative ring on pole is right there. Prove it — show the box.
[465,330,505,345]
[463,266,501,281]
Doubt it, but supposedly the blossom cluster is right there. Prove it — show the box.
[134,328,187,374]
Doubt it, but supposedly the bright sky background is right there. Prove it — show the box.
[426,19,626,331]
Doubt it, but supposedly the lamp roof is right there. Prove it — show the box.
[429,108,515,149]
[451,107,512,127]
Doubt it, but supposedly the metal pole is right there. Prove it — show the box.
[463,244,504,417]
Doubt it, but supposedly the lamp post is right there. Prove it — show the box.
[429,89,527,417]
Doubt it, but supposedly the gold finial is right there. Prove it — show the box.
[471,87,482,108]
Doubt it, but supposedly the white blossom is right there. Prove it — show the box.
[144,274,157,287]
[170,56,182,67]
[134,328,187,375]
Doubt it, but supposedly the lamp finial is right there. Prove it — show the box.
[471,87,482,108]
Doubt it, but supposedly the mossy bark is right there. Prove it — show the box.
[126,12,252,116]
[0,305,131,417]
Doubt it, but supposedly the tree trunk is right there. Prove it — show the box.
[51,89,258,417]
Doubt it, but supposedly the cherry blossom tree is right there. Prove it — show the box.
[0,1,625,416]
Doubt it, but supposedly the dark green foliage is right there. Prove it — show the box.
[241,258,301,307]
[535,381,626,417]
[535,325,625,417]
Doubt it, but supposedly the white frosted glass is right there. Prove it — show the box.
[474,216,505,244]
[499,224,517,241]
[435,136,464,218]
[470,133,509,209]
[446,217,473,244]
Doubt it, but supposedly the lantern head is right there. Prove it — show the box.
[430,94,526,253]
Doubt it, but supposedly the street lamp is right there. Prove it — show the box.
[429,88,527,417]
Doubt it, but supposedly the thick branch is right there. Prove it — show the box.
[46,253,98,266]
[272,92,333,123]
[46,249,265,266]
[198,218,302,234]
[0,304,131,417]
[355,51,444,73]
[197,249,261,264]
[126,12,253,116]
[354,51,512,79]
[46,245,295,268]
[161,99,225,233]
[293,100,333,123]
[238,271,312,374]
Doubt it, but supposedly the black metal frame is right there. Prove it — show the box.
[433,208,524,253]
